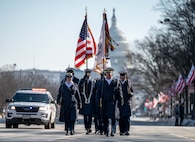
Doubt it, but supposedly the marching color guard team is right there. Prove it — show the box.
[57,67,134,137]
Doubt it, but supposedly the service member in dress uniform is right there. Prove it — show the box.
[57,72,81,135]
[66,67,80,133]
[78,69,96,134]
[58,67,80,106]
[59,67,80,85]
[66,67,80,84]
[94,73,105,134]
[58,67,80,133]
[96,67,123,137]
[118,71,134,136]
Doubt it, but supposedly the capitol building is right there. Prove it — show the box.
[109,8,133,78]
[109,9,144,112]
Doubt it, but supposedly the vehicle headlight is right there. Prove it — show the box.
[39,106,48,111]
[8,105,16,110]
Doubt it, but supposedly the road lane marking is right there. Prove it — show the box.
[171,133,193,140]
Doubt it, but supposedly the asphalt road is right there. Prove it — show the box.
[0,116,195,142]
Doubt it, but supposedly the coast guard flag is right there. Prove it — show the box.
[74,15,96,68]
[93,12,115,73]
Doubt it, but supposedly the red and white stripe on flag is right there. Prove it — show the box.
[175,74,186,94]
[144,100,153,110]
[186,65,195,85]
[74,17,96,68]
[153,98,159,108]
[158,92,169,103]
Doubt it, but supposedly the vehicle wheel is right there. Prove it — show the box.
[45,123,51,129]
[45,118,51,129]
[51,122,55,129]
[5,121,12,128]
[13,124,18,128]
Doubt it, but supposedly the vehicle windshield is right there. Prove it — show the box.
[13,93,49,103]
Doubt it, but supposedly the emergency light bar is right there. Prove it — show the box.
[20,88,47,92]
[32,88,47,92]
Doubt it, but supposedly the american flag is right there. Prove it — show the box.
[74,16,96,68]
[152,97,159,108]
[175,74,186,94]
[158,91,169,103]
[186,65,195,85]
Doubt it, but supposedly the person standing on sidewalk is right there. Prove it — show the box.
[174,101,180,126]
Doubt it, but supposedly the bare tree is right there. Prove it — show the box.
[158,0,195,74]
[130,0,195,98]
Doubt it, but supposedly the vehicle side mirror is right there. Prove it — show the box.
[5,99,12,102]
[51,100,56,104]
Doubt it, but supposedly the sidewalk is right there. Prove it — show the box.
[0,114,5,123]
[153,117,195,126]
[182,118,195,126]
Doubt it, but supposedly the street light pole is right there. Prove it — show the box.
[191,0,195,119]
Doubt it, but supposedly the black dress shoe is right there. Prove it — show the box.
[65,131,68,135]
[125,131,130,135]
[95,130,100,134]
[106,133,109,137]
[86,131,89,135]
[88,129,92,133]
[70,131,74,135]
[111,132,114,137]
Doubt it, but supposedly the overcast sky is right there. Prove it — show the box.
[0,0,161,71]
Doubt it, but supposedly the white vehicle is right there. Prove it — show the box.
[5,88,56,129]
